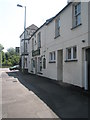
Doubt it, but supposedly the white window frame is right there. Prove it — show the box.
[55,17,60,38]
[49,51,56,62]
[74,3,81,27]
[32,38,34,50]
[37,32,41,49]
[25,42,28,53]
[66,46,77,61]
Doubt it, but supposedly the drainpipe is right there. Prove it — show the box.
[84,49,88,90]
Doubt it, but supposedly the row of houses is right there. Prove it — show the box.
[20,1,90,90]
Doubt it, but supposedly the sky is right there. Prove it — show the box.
[0,0,67,52]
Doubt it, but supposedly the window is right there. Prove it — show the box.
[25,58,27,67]
[74,3,81,27]
[55,17,60,38]
[37,32,41,48]
[66,46,77,61]
[49,51,56,62]
[43,58,46,69]
[40,57,42,72]
[25,42,27,53]
[33,59,35,68]
[32,38,34,50]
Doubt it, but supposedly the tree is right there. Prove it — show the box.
[7,48,15,55]
[2,47,20,67]
[0,44,4,51]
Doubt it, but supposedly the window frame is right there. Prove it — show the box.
[55,17,60,38]
[32,38,34,51]
[43,57,46,69]
[74,3,81,27]
[37,32,41,49]
[66,46,77,61]
[49,51,56,62]
[25,42,28,53]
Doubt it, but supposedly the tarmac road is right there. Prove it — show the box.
[1,68,88,119]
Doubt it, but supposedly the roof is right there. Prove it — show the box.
[20,24,38,38]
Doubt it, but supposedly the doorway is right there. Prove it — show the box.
[86,48,90,91]
[35,57,37,74]
[57,50,63,81]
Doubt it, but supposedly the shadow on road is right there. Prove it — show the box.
[6,70,88,119]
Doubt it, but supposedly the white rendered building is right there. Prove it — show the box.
[27,2,90,90]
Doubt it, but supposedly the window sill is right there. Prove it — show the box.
[54,35,60,39]
[71,23,82,30]
[49,61,56,63]
[65,59,78,62]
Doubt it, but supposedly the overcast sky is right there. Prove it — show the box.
[0,0,67,52]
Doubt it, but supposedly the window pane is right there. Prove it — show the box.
[40,57,42,71]
[43,58,46,69]
[67,48,71,59]
[77,14,81,25]
[77,3,81,14]
[53,51,56,60]
[55,18,60,37]
[75,5,77,15]
[73,47,77,59]
[38,32,41,48]
[50,53,52,61]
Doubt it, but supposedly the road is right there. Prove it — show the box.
[1,68,88,119]
[1,68,58,118]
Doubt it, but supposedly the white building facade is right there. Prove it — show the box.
[28,2,90,90]
[20,24,38,72]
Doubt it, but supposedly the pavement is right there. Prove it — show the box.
[1,68,58,119]
[1,68,88,119]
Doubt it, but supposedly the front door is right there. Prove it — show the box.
[35,57,37,74]
[87,48,90,91]
[57,50,63,81]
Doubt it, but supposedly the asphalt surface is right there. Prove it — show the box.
[2,68,88,119]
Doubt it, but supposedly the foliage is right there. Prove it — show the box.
[2,47,20,67]
[0,44,4,51]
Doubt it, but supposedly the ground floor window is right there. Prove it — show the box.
[43,58,46,69]
[66,46,77,61]
[40,57,42,72]
[25,58,27,67]
[49,51,56,62]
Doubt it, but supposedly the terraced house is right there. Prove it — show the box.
[20,1,90,90]
[20,24,38,72]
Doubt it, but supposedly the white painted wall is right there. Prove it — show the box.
[28,2,89,88]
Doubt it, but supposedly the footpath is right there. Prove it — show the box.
[2,68,58,118]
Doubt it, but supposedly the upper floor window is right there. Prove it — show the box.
[25,42,28,53]
[73,3,81,27]
[66,46,77,61]
[32,38,34,50]
[55,17,60,38]
[37,32,41,48]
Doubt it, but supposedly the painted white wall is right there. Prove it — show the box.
[28,2,89,87]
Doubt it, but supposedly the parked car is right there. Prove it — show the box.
[9,65,19,70]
